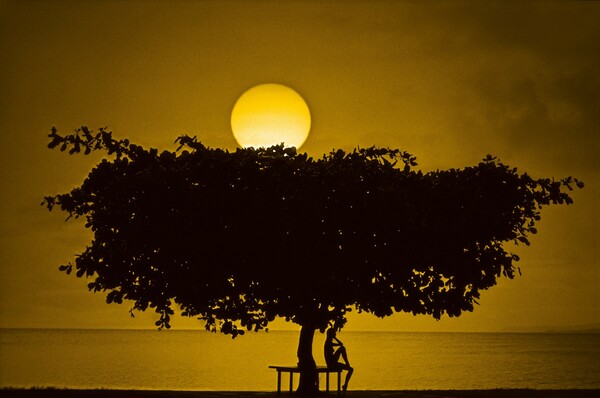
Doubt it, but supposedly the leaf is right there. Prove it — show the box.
[68,143,80,155]
[517,236,530,246]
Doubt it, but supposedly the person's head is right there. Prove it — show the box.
[327,328,336,339]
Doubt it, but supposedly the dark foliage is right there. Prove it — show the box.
[44,126,583,336]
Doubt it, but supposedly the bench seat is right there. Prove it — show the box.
[268,365,343,394]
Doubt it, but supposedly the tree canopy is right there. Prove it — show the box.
[44,126,583,337]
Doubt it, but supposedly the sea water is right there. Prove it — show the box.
[1,329,599,391]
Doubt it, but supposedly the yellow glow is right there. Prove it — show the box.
[231,83,311,149]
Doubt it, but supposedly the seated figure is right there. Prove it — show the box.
[324,327,354,392]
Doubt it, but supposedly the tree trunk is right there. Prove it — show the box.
[296,324,318,394]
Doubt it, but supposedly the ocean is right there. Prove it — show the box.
[1,329,598,391]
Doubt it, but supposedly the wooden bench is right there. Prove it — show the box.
[268,365,343,394]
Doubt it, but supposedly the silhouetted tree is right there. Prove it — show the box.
[44,126,583,393]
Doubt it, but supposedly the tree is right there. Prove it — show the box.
[44,126,582,393]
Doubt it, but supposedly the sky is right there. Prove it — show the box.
[0,0,598,333]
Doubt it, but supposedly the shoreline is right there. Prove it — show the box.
[2,389,600,398]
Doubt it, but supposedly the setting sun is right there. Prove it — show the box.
[231,83,311,149]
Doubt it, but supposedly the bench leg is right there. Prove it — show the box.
[289,372,293,392]
[337,371,342,394]
[326,372,330,392]
[276,370,281,394]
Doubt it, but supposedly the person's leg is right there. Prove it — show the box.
[342,365,353,392]
[332,347,342,363]
[339,346,351,366]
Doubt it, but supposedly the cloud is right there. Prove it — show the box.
[469,64,599,175]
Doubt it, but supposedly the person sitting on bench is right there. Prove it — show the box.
[324,327,354,392]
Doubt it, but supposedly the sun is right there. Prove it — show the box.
[231,83,311,149]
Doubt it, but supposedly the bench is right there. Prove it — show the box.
[268,365,343,394]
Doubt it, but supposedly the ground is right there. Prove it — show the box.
[1,390,599,398]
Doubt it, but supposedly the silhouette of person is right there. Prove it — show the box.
[324,327,354,392]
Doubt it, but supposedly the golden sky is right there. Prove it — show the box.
[0,0,598,332]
